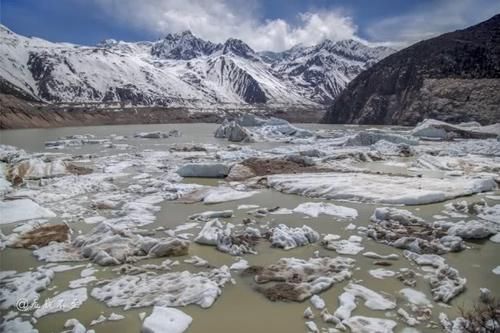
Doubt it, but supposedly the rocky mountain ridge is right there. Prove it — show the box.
[322,14,500,125]
[0,25,392,108]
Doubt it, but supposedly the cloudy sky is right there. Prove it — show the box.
[2,0,499,51]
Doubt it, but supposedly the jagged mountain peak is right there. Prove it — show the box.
[0,23,393,108]
[151,31,221,60]
[221,38,257,59]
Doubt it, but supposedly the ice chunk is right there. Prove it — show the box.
[0,268,54,310]
[141,306,192,333]
[267,173,497,205]
[344,316,397,333]
[270,224,319,250]
[91,266,231,309]
[33,287,87,318]
[399,288,431,306]
[293,202,358,219]
[310,295,325,309]
[344,283,396,310]
[230,259,249,270]
[369,268,396,279]
[176,163,230,178]
[0,199,56,224]
[322,236,363,255]
[251,257,354,302]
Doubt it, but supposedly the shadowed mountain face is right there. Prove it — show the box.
[322,14,500,125]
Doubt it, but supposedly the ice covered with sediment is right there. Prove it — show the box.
[254,256,354,301]
[32,222,189,265]
[189,210,233,221]
[0,199,56,224]
[0,268,54,309]
[7,157,69,181]
[404,251,466,303]
[142,306,192,333]
[322,235,364,255]
[267,172,496,205]
[344,316,397,333]
[91,266,231,309]
[371,207,426,225]
[269,224,319,250]
[427,265,466,303]
[194,219,233,245]
[293,202,358,219]
[33,287,88,318]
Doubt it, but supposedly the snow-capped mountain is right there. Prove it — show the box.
[0,25,393,108]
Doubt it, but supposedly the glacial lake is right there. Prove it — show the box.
[0,123,499,333]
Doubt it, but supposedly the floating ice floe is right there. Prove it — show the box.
[369,268,396,279]
[33,287,88,318]
[362,252,399,260]
[368,208,465,254]
[344,130,418,146]
[189,210,233,221]
[405,251,466,303]
[91,266,231,309]
[0,317,38,333]
[334,291,356,320]
[230,259,249,270]
[142,306,192,333]
[292,202,358,219]
[250,256,354,302]
[176,163,230,178]
[310,295,325,310]
[322,235,364,255]
[215,115,314,143]
[411,119,498,140]
[0,268,54,309]
[33,223,189,266]
[180,186,259,204]
[269,224,319,250]
[184,256,209,267]
[344,316,397,333]
[0,199,56,224]
[267,172,496,205]
[344,283,396,311]
[399,288,431,306]
[372,140,415,157]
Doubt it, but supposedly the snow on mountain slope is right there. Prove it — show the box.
[0,25,393,108]
[268,39,394,104]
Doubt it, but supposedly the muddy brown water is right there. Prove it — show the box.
[0,123,499,333]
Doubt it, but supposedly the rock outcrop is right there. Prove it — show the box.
[322,14,500,125]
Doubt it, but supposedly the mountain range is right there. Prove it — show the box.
[0,25,393,109]
[322,14,500,125]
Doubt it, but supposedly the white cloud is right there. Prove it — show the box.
[89,0,358,51]
[366,0,500,46]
